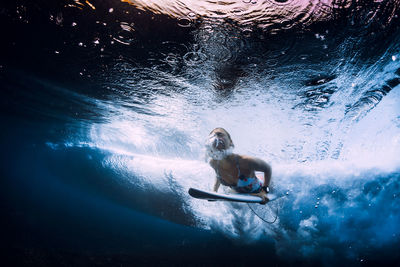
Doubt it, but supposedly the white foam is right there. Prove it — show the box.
[80,51,400,253]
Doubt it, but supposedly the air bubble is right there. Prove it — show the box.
[315,33,326,40]
[269,0,292,5]
[203,25,213,34]
[120,22,134,32]
[113,22,135,45]
[177,16,192,27]
[183,51,207,65]
[165,54,179,64]
[187,12,196,18]
[55,13,63,26]
[109,8,114,13]
[242,28,252,37]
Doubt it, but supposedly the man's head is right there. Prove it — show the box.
[205,127,234,161]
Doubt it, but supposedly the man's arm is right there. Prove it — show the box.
[213,178,221,192]
[251,157,272,188]
[209,160,221,192]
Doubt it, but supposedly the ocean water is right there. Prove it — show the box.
[1,0,400,265]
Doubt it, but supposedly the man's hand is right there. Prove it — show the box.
[213,178,221,192]
[252,191,269,204]
[251,157,271,188]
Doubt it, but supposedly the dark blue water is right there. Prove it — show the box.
[1,0,400,265]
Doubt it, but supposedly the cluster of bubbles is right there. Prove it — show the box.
[177,11,197,27]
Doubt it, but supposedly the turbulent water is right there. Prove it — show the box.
[1,0,400,265]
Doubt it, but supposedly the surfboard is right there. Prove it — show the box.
[188,187,277,203]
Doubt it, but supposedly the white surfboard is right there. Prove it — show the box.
[188,187,278,204]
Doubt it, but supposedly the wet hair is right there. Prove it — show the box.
[209,127,234,148]
[205,127,235,162]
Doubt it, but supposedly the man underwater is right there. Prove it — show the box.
[205,127,271,204]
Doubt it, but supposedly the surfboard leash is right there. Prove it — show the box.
[246,193,287,224]
[246,202,279,224]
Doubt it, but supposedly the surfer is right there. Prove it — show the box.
[205,127,271,204]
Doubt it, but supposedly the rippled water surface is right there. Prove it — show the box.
[1,0,400,265]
